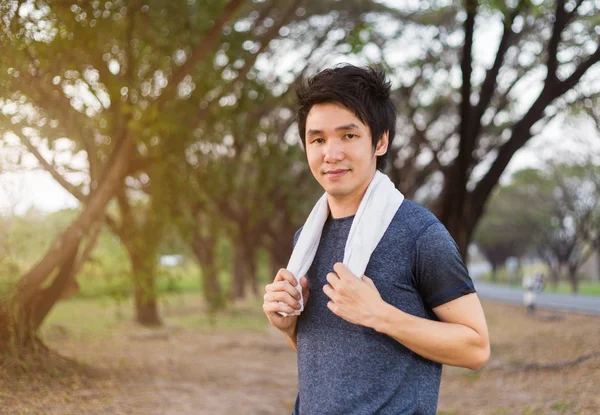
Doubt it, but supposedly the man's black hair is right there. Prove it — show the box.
[295,64,396,171]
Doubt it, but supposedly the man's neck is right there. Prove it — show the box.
[327,187,368,219]
[327,198,359,219]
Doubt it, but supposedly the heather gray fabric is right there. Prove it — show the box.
[291,199,475,415]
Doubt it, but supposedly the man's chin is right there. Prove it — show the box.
[325,186,349,198]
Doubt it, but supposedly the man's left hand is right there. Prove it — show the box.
[323,262,386,328]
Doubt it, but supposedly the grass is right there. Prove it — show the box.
[551,282,600,296]
[480,265,600,296]
[41,289,269,343]
[171,305,269,331]
[489,279,600,296]
[550,402,573,412]
[42,295,124,340]
[461,371,481,381]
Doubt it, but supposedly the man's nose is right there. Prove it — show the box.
[324,140,344,163]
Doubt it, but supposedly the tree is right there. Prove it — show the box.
[0,0,245,352]
[473,171,541,281]
[545,162,600,292]
[382,0,600,256]
[475,163,600,292]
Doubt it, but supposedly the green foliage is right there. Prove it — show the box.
[474,159,600,288]
[0,208,79,266]
[550,401,573,412]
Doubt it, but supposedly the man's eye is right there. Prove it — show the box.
[345,134,356,139]
[313,138,325,144]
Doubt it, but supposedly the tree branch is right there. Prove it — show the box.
[155,0,246,112]
[483,66,533,129]
[17,134,87,202]
[546,0,567,83]
[566,0,586,22]
[187,0,308,132]
[559,42,600,92]
[473,1,526,129]
[232,0,303,90]
[472,40,600,216]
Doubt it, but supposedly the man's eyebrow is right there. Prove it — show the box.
[306,123,360,136]
[335,123,360,131]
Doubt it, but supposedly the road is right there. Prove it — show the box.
[474,280,600,316]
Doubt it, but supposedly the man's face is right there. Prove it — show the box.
[305,102,388,202]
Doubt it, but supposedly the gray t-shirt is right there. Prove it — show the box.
[291,199,475,415]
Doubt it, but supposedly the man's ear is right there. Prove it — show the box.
[374,131,389,156]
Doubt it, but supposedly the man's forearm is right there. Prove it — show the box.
[282,326,298,352]
[370,302,489,370]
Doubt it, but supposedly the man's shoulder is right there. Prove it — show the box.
[392,199,442,237]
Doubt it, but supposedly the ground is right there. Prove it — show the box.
[0,296,599,415]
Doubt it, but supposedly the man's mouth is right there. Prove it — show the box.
[324,169,349,179]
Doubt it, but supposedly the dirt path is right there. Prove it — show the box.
[1,299,599,415]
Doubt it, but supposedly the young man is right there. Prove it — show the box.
[262,65,490,414]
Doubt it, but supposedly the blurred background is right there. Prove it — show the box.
[0,0,599,414]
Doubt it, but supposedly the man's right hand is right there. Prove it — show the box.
[263,268,310,334]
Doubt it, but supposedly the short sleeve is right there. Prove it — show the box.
[412,222,476,308]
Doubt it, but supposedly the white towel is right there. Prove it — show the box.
[280,170,404,316]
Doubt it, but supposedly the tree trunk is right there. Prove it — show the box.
[120,226,162,326]
[231,238,247,300]
[192,231,225,313]
[129,249,161,326]
[248,245,258,297]
[550,263,560,291]
[593,241,600,283]
[230,237,258,300]
[556,261,567,290]
[434,191,478,260]
[490,263,497,282]
[60,218,105,301]
[264,219,296,278]
[0,204,112,353]
[12,136,135,311]
[544,260,560,291]
[0,135,133,354]
[269,252,283,282]
[567,263,579,294]
[28,249,79,332]
[515,256,523,286]
[0,244,80,354]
